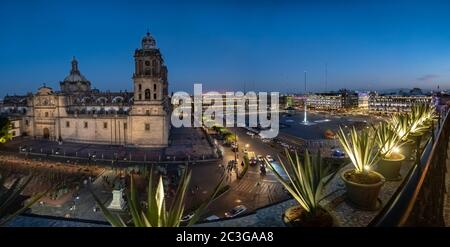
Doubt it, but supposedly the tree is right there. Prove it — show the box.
[0,117,12,143]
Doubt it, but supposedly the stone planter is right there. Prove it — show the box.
[375,153,405,181]
[341,169,385,211]
[282,205,334,227]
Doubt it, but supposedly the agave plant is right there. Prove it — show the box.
[265,149,333,214]
[391,113,411,140]
[420,103,437,124]
[93,167,225,227]
[337,126,380,173]
[0,174,46,225]
[375,121,403,158]
[408,104,428,133]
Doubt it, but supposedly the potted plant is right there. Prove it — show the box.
[92,167,225,227]
[418,103,437,129]
[391,114,414,160]
[265,149,335,227]
[337,127,384,210]
[406,104,433,157]
[374,121,405,181]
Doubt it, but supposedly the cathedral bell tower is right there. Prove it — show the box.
[129,32,170,147]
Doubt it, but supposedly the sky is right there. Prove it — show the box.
[1,0,450,98]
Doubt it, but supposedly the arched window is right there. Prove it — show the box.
[153,84,157,90]
[145,89,151,100]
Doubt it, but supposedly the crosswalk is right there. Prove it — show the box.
[233,180,286,204]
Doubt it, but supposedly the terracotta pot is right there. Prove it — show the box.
[375,154,405,181]
[407,131,425,142]
[341,169,385,211]
[401,140,415,160]
[282,205,334,227]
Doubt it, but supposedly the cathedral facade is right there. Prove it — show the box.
[0,33,170,147]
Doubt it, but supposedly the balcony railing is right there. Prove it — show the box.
[370,107,450,226]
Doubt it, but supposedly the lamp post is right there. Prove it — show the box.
[234,128,237,164]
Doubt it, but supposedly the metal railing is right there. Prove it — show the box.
[371,107,450,226]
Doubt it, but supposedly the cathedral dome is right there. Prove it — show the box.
[63,57,89,83]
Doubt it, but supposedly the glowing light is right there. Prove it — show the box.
[392,146,400,153]
[364,165,371,171]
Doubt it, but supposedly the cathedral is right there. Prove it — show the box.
[0,33,170,147]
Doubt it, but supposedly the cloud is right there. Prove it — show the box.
[417,74,439,82]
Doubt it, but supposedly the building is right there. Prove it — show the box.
[306,90,358,110]
[0,32,170,147]
[368,94,433,114]
[357,92,370,110]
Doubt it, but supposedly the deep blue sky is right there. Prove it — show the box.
[1,0,450,98]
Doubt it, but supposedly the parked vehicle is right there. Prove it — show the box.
[257,155,264,163]
[247,151,257,165]
[224,205,247,218]
[265,155,274,162]
[181,212,195,223]
[205,215,220,221]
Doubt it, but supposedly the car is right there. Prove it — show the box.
[181,212,195,223]
[281,143,290,148]
[246,132,255,137]
[261,138,271,143]
[225,205,247,218]
[231,142,238,151]
[265,155,274,162]
[257,155,264,163]
[20,146,27,152]
[205,215,220,221]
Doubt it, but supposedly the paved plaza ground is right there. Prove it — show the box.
[3,126,216,164]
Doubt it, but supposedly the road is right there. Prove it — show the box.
[203,127,290,220]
